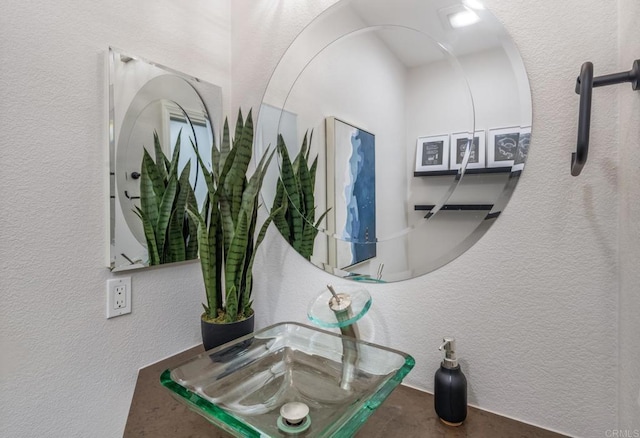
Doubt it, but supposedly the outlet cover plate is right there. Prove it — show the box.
[106,277,131,318]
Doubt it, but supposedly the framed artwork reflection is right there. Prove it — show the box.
[326,117,377,269]
[450,131,485,170]
[513,126,531,171]
[488,127,519,167]
[415,134,450,172]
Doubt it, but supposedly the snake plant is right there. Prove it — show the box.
[134,131,198,265]
[188,109,279,323]
[272,132,329,260]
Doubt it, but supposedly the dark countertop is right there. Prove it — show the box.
[124,346,567,438]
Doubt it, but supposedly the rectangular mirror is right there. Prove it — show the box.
[108,47,222,271]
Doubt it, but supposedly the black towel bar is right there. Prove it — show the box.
[572,59,639,176]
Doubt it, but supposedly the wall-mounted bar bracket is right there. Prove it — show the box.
[572,59,639,176]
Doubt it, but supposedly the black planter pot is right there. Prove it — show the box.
[201,313,255,351]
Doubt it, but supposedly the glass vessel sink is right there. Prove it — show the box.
[161,322,415,437]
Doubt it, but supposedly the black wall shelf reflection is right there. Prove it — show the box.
[414,167,512,177]
[414,204,499,219]
[414,204,494,211]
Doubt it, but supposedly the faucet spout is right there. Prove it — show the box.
[337,324,359,391]
[327,286,360,391]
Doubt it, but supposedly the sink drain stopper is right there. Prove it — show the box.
[277,402,311,434]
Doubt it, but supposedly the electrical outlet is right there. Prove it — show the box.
[106,277,131,318]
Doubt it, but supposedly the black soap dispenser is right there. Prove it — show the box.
[434,337,467,426]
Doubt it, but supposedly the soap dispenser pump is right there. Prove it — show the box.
[434,337,467,426]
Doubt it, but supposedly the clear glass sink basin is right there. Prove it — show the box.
[161,322,415,437]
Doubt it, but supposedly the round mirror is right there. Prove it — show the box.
[116,80,213,247]
[258,0,532,282]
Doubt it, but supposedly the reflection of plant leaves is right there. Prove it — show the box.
[297,150,314,218]
[140,149,160,228]
[134,206,160,265]
[272,133,328,260]
[184,179,199,260]
[138,133,198,265]
[155,173,177,255]
[168,130,182,177]
[273,181,290,238]
[219,118,230,175]
[167,210,186,263]
[175,161,191,224]
[153,131,169,181]
[278,135,303,241]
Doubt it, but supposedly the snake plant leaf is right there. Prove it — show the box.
[225,210,249,304]
[277,136,303,243]
[167,210,186,263]
[219,143,238,188]
[190,138,216,199]
[300,220,318,259]
[217,143,236,256]
[239,148,275,226]
[298,228,316,260]
[185,186,199,259]
[140,149,161,228]
[277,136,301,207]
[153,131,170,182]
[134,206,160,265]
[297,149,314,219]
[228,171,247,226]
[271,133,328,260]
[272,180,291,238]
[225,285,238,323]
[168,130,182,179]
[219,118,231,176]
[306,130,314,162]
[241,205,283,313]
[208,188,223,297]
[213,212,224,310]
[221,118,231,154]
[309,155,318,190]
[226,111,253,219]
[196,185,224,317]
[174,161,192,227]
[307,132,318,209]
[314,207,330,228]
[218,193,234,255]
[231,176,247,226]
[188,207,218,318]
[157,161,192,263]
[234,108,244,147]
[296,131,309,173]
[210,143,221,184]
[155,173,178,254]
[185,220,199,259]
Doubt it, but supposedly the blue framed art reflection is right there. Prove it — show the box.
[326,117,376,268]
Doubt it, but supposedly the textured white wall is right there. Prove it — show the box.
[618,0,640,430]
[0,1,231,437]
[234,1,620,437]
[0,1,631,437]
